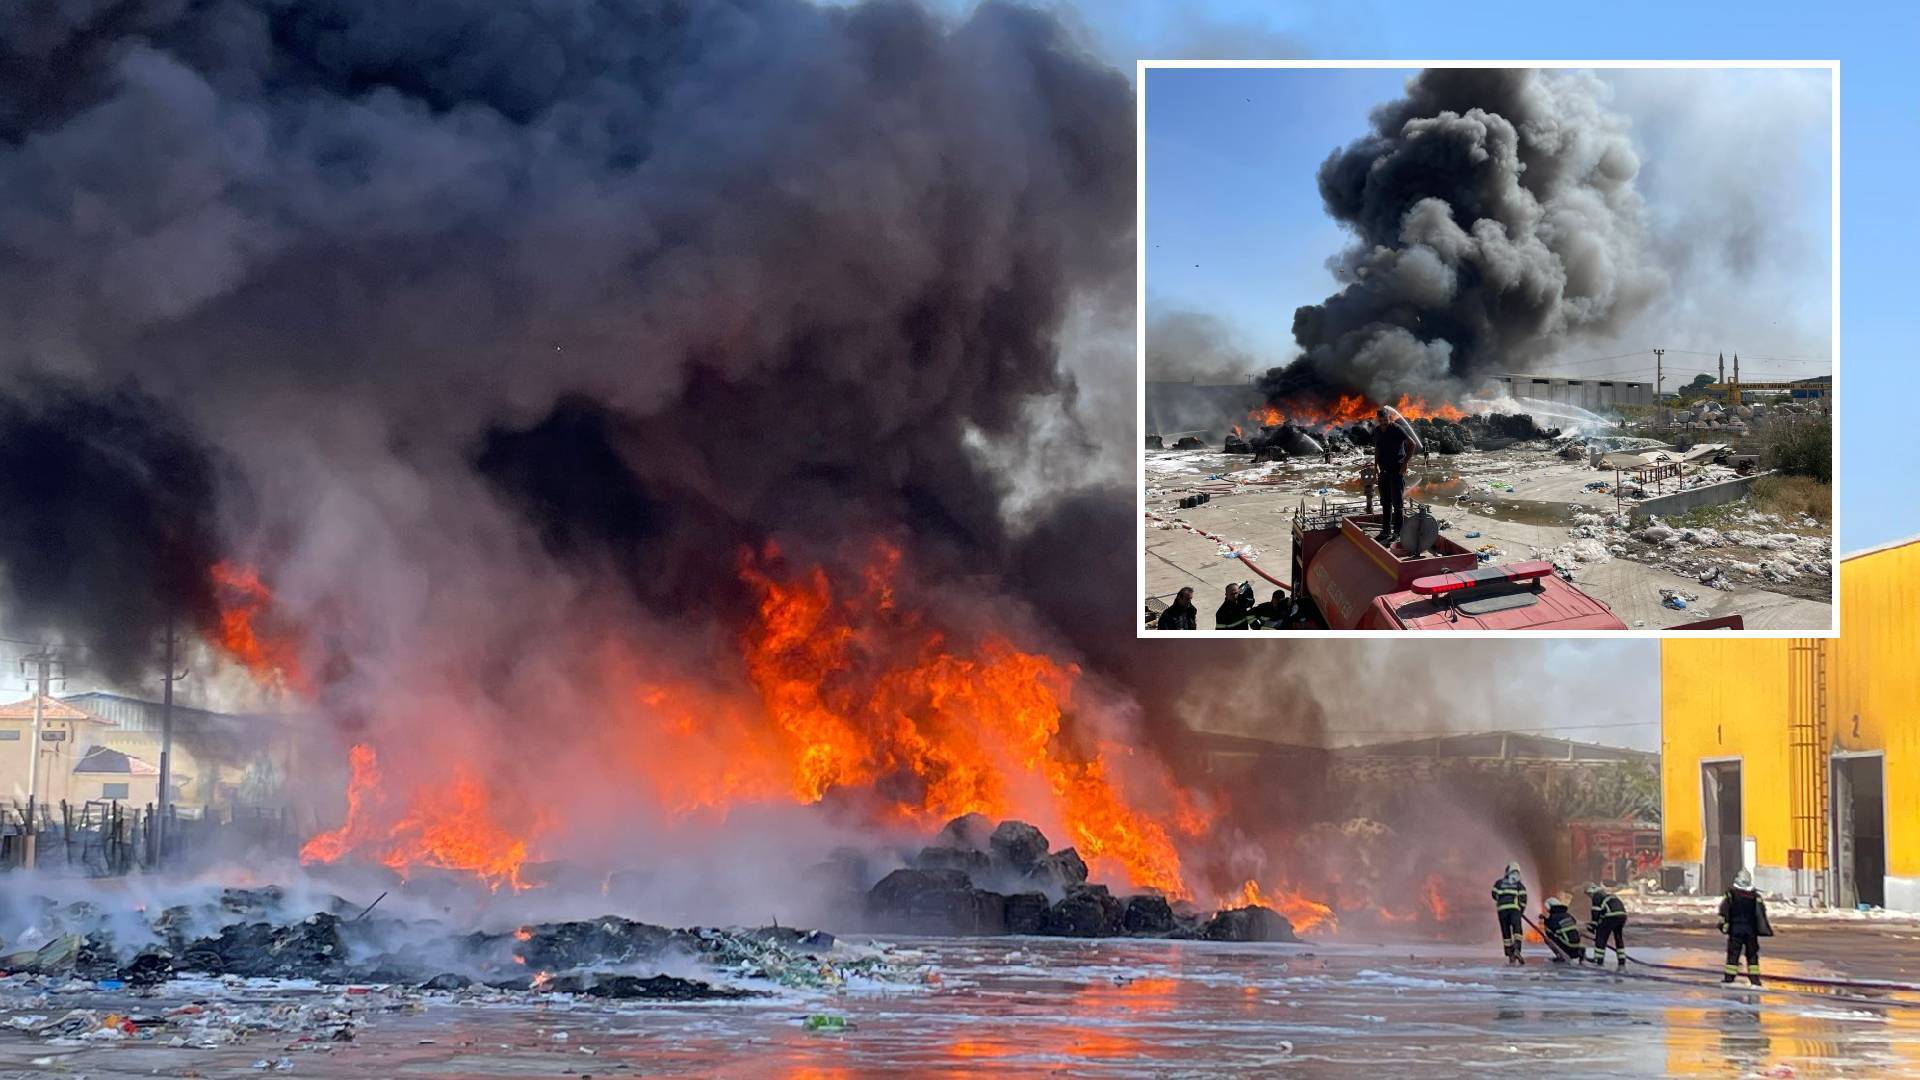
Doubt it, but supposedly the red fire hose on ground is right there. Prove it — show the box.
[1519,914,1920,1001]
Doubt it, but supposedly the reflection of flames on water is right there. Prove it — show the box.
[1248,393,1470,428]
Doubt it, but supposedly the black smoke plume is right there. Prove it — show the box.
[0,383,231,680]
[0,0,1132,643]
[0,0,1152,895]
[1264,68,1664,406]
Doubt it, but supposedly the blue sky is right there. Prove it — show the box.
[1090,0,1912,554]
[1145,67,1833,382]
[1077,0,1917,750]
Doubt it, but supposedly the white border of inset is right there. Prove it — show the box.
[1136,59,1840,639]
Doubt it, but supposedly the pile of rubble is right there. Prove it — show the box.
[1664,398,1824,435]
[1218,413,1560,461]
[0,887,919,1004]
[839,814,1297,943]
[1533,508,1832,592]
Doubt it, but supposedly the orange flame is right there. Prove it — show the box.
[299,744,537,891]
[732,541,1189,896]
[1228,879,1336,935]
[300,543,1194,898]
[1423,873,1451,921]
[1247,393,1469,428]
[208,561,308,694]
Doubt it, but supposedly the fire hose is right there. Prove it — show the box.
[1625,954,1920,995]
[1144,511,1288,593]
[1520,914,1920,1001]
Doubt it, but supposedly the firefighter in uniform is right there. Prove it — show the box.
[1540,896,1584,963]
[1491,862,1528,964]
[1586,883,1629,968]
[1718,869,1772,986]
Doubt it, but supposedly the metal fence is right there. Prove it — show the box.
[0,798,296,876]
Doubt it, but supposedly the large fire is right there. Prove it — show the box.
[1248,393,1468,428]
[726,541,1191,896]
[294,541,1195,899]
[241,539,1497,937]
[208,561,308,694]
[300,744,539,891]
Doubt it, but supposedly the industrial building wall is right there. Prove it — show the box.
[1659,639,1797,894]
[1490,375,1650,410]
[1828,541,1920,910]
[1661,539,1920,910]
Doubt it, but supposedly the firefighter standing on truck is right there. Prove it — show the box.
[1718,869,1773,986]
[1586,883,1629,968]
[1541,896,1584,963]
[1373,405,1422,544]
[1492,862,1528,965]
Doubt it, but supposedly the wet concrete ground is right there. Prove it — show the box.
[1143,446,1833,631]
[5,923,1918,1078]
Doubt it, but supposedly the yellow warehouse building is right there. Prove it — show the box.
[1661,536,1920,912]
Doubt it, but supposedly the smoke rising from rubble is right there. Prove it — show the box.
[0,6,1656,930]
[1267,68,1666,405]
[0,0,1156,911]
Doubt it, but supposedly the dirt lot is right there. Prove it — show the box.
[1144,440,1834,631]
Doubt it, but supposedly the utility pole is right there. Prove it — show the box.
[20,648,56,868]
[1652,348,1664,398]
[155,625,186,867]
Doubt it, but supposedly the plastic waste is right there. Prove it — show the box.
[804,1014,849,1032]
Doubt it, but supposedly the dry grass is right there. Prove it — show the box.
[1752,474,1831,524]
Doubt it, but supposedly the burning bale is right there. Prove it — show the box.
[862,816,1305,942]
[1026,848,1091,896]
[989,820,1051,873]
[866,868,1008,935]
[1042,884,1125,937]
[1120,894,1179,936]
[1202,905,1298,943]
[1174,435,1207,450]
[1463,412,1561,448]
[1004,892,1052,935]
[1410,418,1468,455]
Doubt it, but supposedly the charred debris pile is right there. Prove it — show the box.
[832,814,1297,943]
[0,887,900,1001]
[1214,413,1559,459]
